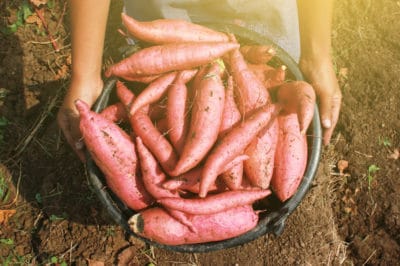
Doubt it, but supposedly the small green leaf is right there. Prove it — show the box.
[378,136,391,147]
[21,1,33,21]
[0,238,14,245]
[49,213,67,221]
[5,24,19,34]
[367,164,379,190]
[368,164,380,174]
[50,256,58,263]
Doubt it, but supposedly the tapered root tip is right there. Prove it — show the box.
[104,67,113,78]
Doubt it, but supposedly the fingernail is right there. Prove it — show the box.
[322,119,331,128]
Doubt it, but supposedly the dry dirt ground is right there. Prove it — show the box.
[1,0,399,265]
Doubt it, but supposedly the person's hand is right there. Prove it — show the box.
[57,77,103,161]
[299,55,342,145]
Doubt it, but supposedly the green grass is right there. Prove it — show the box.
[49,256,68,266]
[367,164,380,190]
[0,238,13,245]
[0,237,33,265]
[378,136,392,147]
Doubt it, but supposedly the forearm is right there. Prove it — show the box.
[297,0,334,59]
[297,0,341,145]
[69,0,111,83]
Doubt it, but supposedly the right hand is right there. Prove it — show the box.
[57,77,103,161]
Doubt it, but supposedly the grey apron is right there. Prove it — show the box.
[123,0,300,62]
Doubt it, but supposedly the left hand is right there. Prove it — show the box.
[299,55,342,145]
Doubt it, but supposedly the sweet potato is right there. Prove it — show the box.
[171,61,225,176]
[116,81,178,175]
[148,101,167,121]
[247,63,275,85]
[219,76,242,135]
[75,99,153,211]
[264,65,287,89]
[105,42,239,77]
[220,158,244,191]
[162,155,246,194]
[276,80,316,134]
[243,117,279,189]
[135,136,177,199]
[219,75,244,190]
[121,13,230,44]
[100,102,128,123]
[240,61,284,189]
[158,189,270,215]
[229,46,270,115]
[119,73,162,83]
[131,109,178,175]
[116,80,135,106]
[128,205,259,245]
[129,72,178,116]
[154,117,169,135]
[135,136,194,231]
[272,113,308,201]
[161,167,220,194]
[247,63,286,89]
[166,69,198,154]
[199,103,280,197]
[240,45,276,64]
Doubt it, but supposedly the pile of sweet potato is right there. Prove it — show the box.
[76,14,316,246]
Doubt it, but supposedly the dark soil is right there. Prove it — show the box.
[1,0,399,265]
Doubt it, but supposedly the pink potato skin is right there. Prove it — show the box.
[229,47,270,115]
[135,136,177,199]
[105,42,239,77]
[167,69,198,154]
[171,61,225,176]
[100,102,128,123]
[129,205,259,245]
[239,45,276,64]
[129,71,178,117]
[199,103,280,197]
[116,80,135,106]
[246,64,286,90]
[75,100,153,211]
[131,109,178,176]
[121,13,230,44]
[115,81,178,175]
[219,75,243,190]
[264,65,286,90]
[243,117,279,189]
[161,167,221,194]
[135,136,194,230]
[158,189,271,215]
[272,113,308,201]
